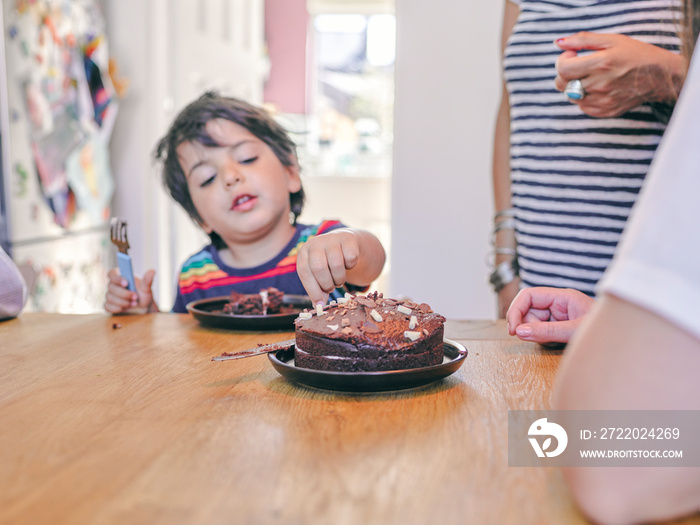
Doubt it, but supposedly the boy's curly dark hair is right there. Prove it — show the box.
[154,91,305,248]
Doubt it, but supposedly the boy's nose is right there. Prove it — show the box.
[222,166,243,186]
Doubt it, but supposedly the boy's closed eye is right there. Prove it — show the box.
[200,174,216,187]
[188,165,217,187]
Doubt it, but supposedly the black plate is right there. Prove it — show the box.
[268,339,468,392]
[186,295,312,330]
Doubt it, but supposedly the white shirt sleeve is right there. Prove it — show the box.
[598,43,700,340]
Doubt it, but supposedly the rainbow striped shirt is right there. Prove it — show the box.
[172,220,349,312]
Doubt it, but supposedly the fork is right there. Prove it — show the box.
[110,217,136,292]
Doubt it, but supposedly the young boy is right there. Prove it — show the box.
[105,92,385,313]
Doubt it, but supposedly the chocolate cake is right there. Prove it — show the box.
[222,287,284,315]
[293,291,446,372]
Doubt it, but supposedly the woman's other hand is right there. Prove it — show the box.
[506,286,595,344]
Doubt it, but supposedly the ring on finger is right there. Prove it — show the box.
[564,79,586,101]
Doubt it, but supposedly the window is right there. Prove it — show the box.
[302,12,395,178]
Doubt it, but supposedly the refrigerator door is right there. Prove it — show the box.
[13,230,110,314]
[0,0,117,312]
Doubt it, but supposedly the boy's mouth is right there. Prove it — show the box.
[231,194,256,211]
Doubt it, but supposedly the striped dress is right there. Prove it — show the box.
[505,0,682,295]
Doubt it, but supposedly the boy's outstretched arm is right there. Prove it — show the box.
[105,268,160,314]
[296,228,386,305]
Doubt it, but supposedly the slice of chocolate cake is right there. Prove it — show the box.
[223,287,284,315]
[293,292,446,372]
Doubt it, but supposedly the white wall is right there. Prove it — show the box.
[105,0,267,310]
[104,0,170,304]
[390,1,503,319]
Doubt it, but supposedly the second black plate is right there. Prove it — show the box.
[186,295,312,330]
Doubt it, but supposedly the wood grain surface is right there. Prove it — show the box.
[1,313,697,525]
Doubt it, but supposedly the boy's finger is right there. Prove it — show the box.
[104,301,125,314]
[297,251,329,305]
[324,245,347,287]
[108,281,133,300]
[140,269,156,292]
[340,238,360,270]
[105,289,133,312]
[317,293,329,307]
[303,275,327,307]
[305,248,336,293]
[107,269,127,286]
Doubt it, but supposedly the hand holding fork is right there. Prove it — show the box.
[110,218,136,292]
[106,218,158,314]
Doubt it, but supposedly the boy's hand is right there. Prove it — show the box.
[506,287,595,344]
[105,268,158,314]
[296,230,361,306]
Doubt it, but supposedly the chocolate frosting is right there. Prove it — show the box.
[294,292,446,351]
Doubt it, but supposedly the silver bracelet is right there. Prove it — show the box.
[485,247,517,267]
[489,257,519,293]
[494,247,516,257]
[493,217,515,233]
[492,210,516,244]
[494,208,515,221]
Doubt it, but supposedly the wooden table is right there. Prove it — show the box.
[0,313,691,524]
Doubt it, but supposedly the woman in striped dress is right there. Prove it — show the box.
[492,0,687,317]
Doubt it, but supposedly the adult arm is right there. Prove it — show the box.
[554,32,688,118]
[492,0,521,318]
[554,294,700,524]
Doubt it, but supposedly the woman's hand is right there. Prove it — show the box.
[506,287,595,344]
[554,32,687,118]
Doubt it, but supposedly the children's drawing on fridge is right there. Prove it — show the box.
[1,0,122,312]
